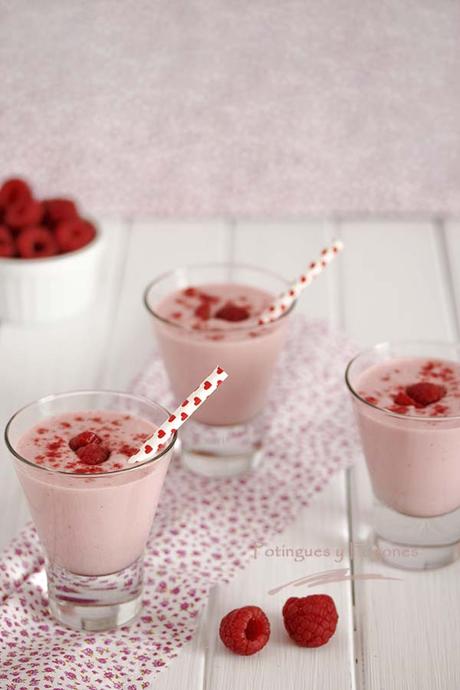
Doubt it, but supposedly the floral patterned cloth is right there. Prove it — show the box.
[0,318,358,689]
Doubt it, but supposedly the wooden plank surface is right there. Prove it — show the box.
[2,219,459,689]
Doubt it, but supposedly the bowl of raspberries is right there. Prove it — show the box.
[0,177,104,323]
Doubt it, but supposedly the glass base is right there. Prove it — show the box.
[181,445,263,478]
[375,536,460,570]
[49,593,142,632]
[373,500,460,570]
[47,556,144,631]
[179,417,265,478]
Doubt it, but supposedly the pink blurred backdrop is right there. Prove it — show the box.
[0,0,459,217]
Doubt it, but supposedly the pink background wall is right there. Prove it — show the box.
[0,0,459,217]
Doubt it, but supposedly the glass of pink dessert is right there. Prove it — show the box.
[5,390,176,631]
[144,263,294,477]
[346,342,460,569]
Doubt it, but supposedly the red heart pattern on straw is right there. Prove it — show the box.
[258,239,344,325]
[128,365,228,463]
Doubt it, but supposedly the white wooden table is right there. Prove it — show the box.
[1,219,460,689]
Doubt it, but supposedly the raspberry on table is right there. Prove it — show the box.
[219,605,270,655]
[55,218,96,253]
[77,443,111,465]
[16,227,58,259]
[283,594,338,647]
[69,430,103,451]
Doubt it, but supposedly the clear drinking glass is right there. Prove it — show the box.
[5,390,176,631]
[346,342,460,570]
[144,263,294,477]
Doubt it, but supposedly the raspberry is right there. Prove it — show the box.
[198,291,220,304]
[5,198,43,228]
[43,198,78,225]
[219,606,270,656]
[393,391,414,407]
[183,287,197,297]
[194,302,211,320]
[282,595,338,647]
[215,302,250,322]
[405,382,446,407]
[118,443,139,457]
[55,219,96,253]
[0,226,16,257]
[69,430,103,451]
[16,227,58,259]
[77,443,110,465]
[0,178,32,209]
[364,395,378,405]
[388,404,409,415]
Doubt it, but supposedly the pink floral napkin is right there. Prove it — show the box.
[0,318,358,690]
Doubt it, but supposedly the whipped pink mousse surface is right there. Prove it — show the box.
[17,410,155,473]
[15,411,171,576]
[353,357,460,517]
[154,282,289,425]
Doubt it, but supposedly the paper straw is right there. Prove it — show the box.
[128,366,229,463]
[258,239,344,325]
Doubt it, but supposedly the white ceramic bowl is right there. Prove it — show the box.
[0,226,104,324]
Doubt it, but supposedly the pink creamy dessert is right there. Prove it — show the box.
[354,357,460,517]
[15,410,171,575]
[154,283,289,425]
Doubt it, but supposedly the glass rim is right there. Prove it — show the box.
[5,389,177,477]
[143,261,296,332]
[345,340,460,422]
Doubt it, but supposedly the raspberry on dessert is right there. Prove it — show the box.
[219,605,270,656]
[0,226,16,257]
[198,291,220,304]
[118,444,139,457]
[364,395,378,405]
[184,287,197,297]
[393,391,414,407]
[0,178,32,209]
[282,594,338,647]
[405,382,446,407]
[55,218,96,253]
[43,198,78,225]
[5,198,43,228]
[215,302,250,322]
[77,443,110,465]
[16,226,58,259]
[388,404,409,415]
[195,302,211,320]
[69,430,103,451]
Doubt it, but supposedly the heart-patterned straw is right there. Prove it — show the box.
[128,366,229,463]
[258,239,344,325]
